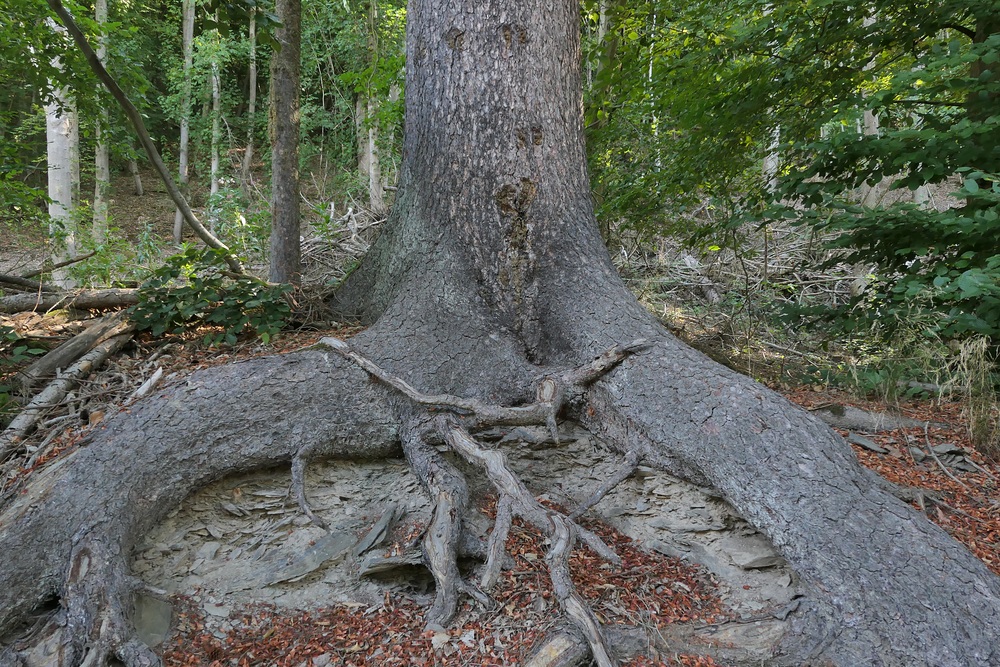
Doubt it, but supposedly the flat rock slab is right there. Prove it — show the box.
[136,424,800,636]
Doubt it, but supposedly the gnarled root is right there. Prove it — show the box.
[320,337,651,667]
[401,422,470,627]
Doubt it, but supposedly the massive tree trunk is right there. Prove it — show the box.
[2,0,999,666]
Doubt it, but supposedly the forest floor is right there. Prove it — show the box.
[2,170,999,665]
[3,322,998,667]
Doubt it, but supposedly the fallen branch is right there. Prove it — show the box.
[0,289,139,314]
[20,252,97,279]
[0,331,133,461]
[0,274,56,293]
[18,312,131,392]
[923,423,972,492]
[809,403,929,432]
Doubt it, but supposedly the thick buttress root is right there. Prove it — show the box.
[314,336,651,667]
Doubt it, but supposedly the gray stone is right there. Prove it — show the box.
[719,534,784,570]
[204,603,231,617]
[847,432,888,454]
[133,592,172,647]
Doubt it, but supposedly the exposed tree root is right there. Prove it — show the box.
[0,535,161,667]
[312,336,652,667]
[568,450,640,521]
[401,422,470,627]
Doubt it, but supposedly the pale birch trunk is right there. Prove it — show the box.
[127,154,143,196]
[92,0,110,245]
[241,9,257,196]
[45,22,79,288]
[209,28,221,202]
[173,0,195,244]
[356,95,385,212]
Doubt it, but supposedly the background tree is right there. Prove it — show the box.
[44,18,80,287]
[268,0,301,284]
[91,0,109,245]
[172,0,195,244]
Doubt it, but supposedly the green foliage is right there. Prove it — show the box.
[206,186,271,260]
[66,222,167,287]
[130,247,291,346]
[771,1,1000,344]
[0,325,46,427]
[593,0,1000,353]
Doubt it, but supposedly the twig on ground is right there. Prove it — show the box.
[923,423,972,492]
[569,450,641,521]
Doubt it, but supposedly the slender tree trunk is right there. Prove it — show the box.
[268,0,301,284]
[356,95,385,211]
[128,155,143,196]
[241,8,257,196]
[173,0,195,244]
[92,0,110,246]
[209,19,221,204]
[45,21,79,288]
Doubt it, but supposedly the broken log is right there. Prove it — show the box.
[0,331,133,460]
[0,275,57,293]
[0,289,139,314]
[17,313,131,392]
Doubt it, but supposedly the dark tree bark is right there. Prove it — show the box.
[2,0,999,665]
[268,0,302,285]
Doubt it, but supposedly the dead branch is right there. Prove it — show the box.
[809,403,929,432]
[20,252,97,279]
[0,275,56,293]
[1,332,133,461]
[923,423,972,491]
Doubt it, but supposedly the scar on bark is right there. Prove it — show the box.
[296,336,651,667]
[444,27,465,51]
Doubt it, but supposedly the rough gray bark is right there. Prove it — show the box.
[2,0,999,665]
[268,0,302,285]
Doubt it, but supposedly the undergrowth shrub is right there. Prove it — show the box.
[0,325,46,427]
[130,246,292,346]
